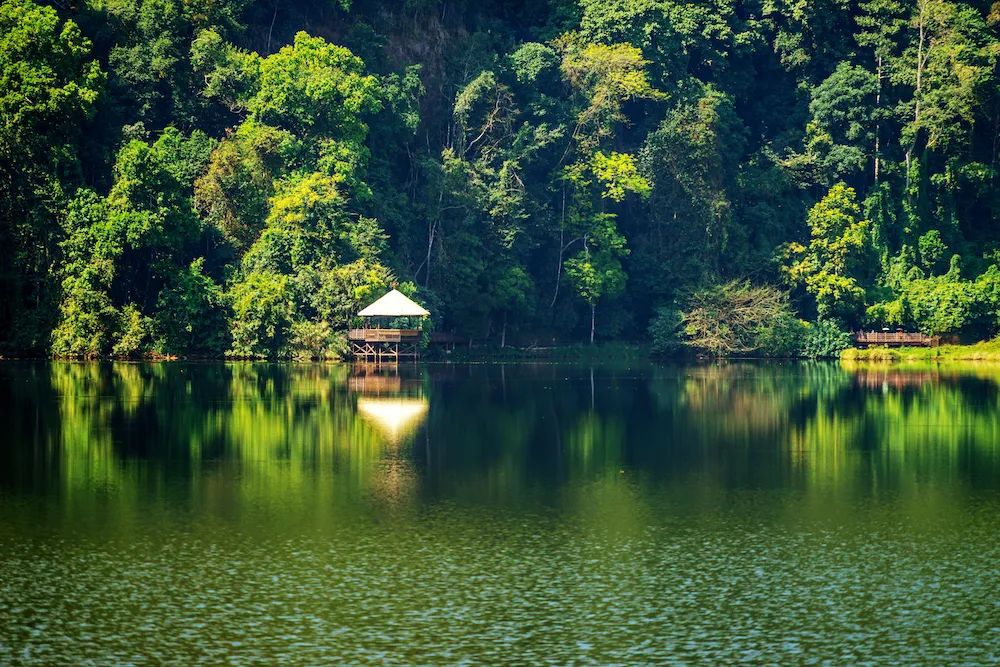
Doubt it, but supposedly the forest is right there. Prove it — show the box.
[2,0,999,358]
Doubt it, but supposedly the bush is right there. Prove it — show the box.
[51,277,118,358]
[801,319,852,358]
[112,304,151,358]
[680,280,797,356]
[867,257,1000,339]
[289,320,347,360]
[228,271,295,358]
[756,315,807,357]
[153,258,228,356]
[648,306,683,356]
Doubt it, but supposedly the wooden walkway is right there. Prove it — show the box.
[852,331,941,347]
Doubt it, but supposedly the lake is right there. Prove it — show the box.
[0,361,998,664]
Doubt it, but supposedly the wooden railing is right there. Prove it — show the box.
[348,328,421,342]
[853,331,941,347]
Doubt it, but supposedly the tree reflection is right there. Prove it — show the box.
[1,360,999,521]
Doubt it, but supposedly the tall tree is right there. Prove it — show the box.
[0,0,103,351]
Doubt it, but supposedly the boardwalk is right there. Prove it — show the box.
[853,331,941,347]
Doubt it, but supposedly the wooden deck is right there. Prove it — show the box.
[853,331,941,347]
[348,328,421,343]
[348,329,421,361]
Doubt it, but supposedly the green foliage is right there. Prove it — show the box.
[51,276,118,359]
[648,306,683,356]
[755,315,808,358]
[4,0,1000,355]
[591,152,650,202]
[289,320,347,360]
[0,0,103,134]
[637,86,748,291]
[783,183,873,322]
[153,258,228,355]
[190,28,261,111]
[558,37,665,152]
[565,213,629,342]
[867,256,1000,336]
[194,122,290,251]
[0,0,104,350]
[918,229,947,273]
[228,272,295,358]
[52,128,212,357]
[801,319,853,358]
[305,259,395,329]
[112,304,151,358]
[248,32,382,142]
[796,62,878,182]
[509,42,559,84]
[565,245,627,307]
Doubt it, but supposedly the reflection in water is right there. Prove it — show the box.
[2,360,999,512]
[350,364,428,444]
[0,361,998,663]
[356,397,428,442]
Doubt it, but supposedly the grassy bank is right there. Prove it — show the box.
[841,338,1000,362]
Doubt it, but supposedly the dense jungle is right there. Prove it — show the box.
[2,0,1000,357]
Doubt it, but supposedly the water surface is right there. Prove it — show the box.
[1,361,998,663]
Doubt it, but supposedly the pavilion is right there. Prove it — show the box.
[348,289,429,361]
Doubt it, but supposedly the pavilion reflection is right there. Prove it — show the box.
[356,396,428,443]
[347,364,429,505]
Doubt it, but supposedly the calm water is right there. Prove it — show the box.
[0,361,998,664]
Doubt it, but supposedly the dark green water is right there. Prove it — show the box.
[0,361,998,664]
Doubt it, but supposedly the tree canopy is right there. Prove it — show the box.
[2,0,1000,357]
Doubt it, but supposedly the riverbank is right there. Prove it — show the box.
[2,342,650,363]
[841,338,1000,362]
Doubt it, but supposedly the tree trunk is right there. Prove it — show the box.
[906,2,927,198]
[500,311,507,348]
[551,183,567,309]
[874,54,882,183]
[590,302,596,345]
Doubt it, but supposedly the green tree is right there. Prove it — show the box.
[194,122,292,252]
[153,258,228,355]
[228,271,295,358]
[782,183,873,322]
[0,0,103,350]
[52,128,213,357]
[637,87,747,295]
[798,63,878,184]
[856,0,907,181]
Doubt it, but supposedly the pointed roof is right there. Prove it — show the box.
[358,289,430,317]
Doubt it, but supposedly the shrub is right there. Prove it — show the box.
[289,320,347,360]
[228,271,295,358]
[112,304,151,358]
[648,306,683,356]
[756,315,807,357]
[680,280,796,356]
[51,276,118,358]
[867,256,996,337]
[153,258,228,356]
[801,319,852,358]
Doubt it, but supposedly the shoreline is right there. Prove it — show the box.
[6,339,1000,364]
[841,339,1000,363]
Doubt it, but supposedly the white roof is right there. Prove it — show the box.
[358,289,430,317]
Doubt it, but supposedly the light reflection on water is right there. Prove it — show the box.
[0,361,998,663]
